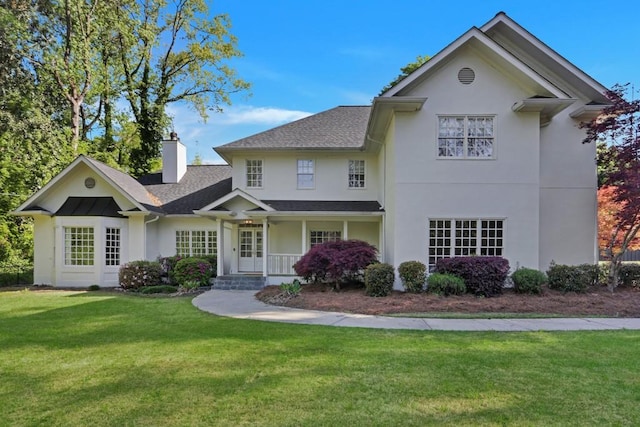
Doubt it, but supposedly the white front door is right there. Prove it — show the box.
[238,226,263,272]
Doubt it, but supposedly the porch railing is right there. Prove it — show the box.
[268,253,302,275]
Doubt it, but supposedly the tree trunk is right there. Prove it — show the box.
[608,256,621,293]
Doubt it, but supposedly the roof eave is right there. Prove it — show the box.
[366,97,427,146]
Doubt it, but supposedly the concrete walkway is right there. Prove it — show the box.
[192,290,640,332]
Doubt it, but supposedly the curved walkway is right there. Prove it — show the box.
[193,290,640,332]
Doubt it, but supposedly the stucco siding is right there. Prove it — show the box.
[230,152,380,201]
[32,216,54,285]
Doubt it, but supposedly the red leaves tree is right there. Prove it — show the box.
[582,84,640,291]
[293,240,378,290]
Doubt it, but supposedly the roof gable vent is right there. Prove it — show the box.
[458,67,475,85]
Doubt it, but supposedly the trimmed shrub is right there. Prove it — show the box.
[201,255,218,278]
[87,284,100,291]
[119,261,162,290]
[618,263,640,288]
[511,268,546,294]
[546,262,593,293]
[170,257,213,287]
[364,263,395,297]
[140,285,178,294]
[426,273,466,296]
[435,257,510,297]
[159,256,183,284]
[293,240,378,289]
[280,279,302,297]
[398,261,427,293]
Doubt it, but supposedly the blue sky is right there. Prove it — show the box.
[170,1,640,164]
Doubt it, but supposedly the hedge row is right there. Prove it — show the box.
[119,255,217,290]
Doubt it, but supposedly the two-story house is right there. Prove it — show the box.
[13,12,609,288]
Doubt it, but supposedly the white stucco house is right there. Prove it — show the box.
[13,12,609,288]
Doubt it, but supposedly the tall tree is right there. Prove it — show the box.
[118,0,249,176]
[581,84,640,291]
[379,55,430,96]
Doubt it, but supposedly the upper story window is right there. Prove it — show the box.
[438,116,494,158]
[246,159,263,188]
[297,159,314,189]
[348,159,365,188]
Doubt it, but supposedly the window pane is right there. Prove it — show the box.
[348,160,365,188]
[176,231,190,257]
[439,116,494,158]
[310,230,342,247]
[64,227,94,266]
[246,160,263,188]
[297,160,314,189]
[105,228,120,266]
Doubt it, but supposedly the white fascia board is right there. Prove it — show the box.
[383,27,567,99]
[199,188,274,212]
[481,13,610,102]
[245,211,385,217]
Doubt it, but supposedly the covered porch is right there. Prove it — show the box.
[194,193,384,284]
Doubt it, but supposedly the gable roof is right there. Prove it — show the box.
[140,165,232,214]
[13,155,161,215]
[382,12,608,105]
[215,106,371,162]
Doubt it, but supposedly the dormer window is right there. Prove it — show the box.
[438,116,495,158]
[246,159,263,188]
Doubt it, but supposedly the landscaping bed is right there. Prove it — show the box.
[256,282,640,317]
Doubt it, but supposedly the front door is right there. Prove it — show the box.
[238,226,263,272]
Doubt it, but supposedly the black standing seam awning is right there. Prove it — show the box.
[55,197,123,217]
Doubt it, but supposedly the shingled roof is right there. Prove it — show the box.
[139,165,232,214]
[215,106,371,153]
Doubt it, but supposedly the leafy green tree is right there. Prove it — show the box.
[379,55,430,95]
[117,0,250,176]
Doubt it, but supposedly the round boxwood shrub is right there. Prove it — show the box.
[170,257,213,287]
[426,273,466,296]
[546,262,591,293]
[398,261,427,293]
[511,268,546,294]
[119,260,162,290]
[364,263,395,297]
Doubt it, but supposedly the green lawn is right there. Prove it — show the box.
[1,290,639,426]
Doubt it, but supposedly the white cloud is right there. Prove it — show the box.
[212,105,312,126]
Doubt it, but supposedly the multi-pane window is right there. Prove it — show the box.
[438,116,494,158]
[428,219,504,270]
[246,159,263,188]
[105,228,120,266]
[310,230,342,247]
[348,160,365,188]
[297,159,314,189]
[64,227,94,266]
[176,231,217,257]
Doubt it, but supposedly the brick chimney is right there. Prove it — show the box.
[162,132,187,183]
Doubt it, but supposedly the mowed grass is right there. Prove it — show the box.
[1,291,639,426]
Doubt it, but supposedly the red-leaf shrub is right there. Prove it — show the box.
[293,240,378,288]
[435,256,510,297]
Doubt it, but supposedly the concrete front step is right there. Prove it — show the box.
[213,275,267,291]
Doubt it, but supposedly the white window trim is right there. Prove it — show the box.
[348,159,366,189]
[246,159,264,189]
[64,226,95,266]
[436,115,496,160]
[297,159,315,190]
[309,230,342,247]
[428,218,506,270]
[175,230,218,257]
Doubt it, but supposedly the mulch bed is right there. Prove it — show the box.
[256,283,640,317]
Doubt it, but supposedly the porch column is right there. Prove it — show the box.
[343,220,348,240]
[216,220,224,277]
[262,218,268,277]
[301,219,307,253]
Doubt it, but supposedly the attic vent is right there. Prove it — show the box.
[458,67,475,85]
